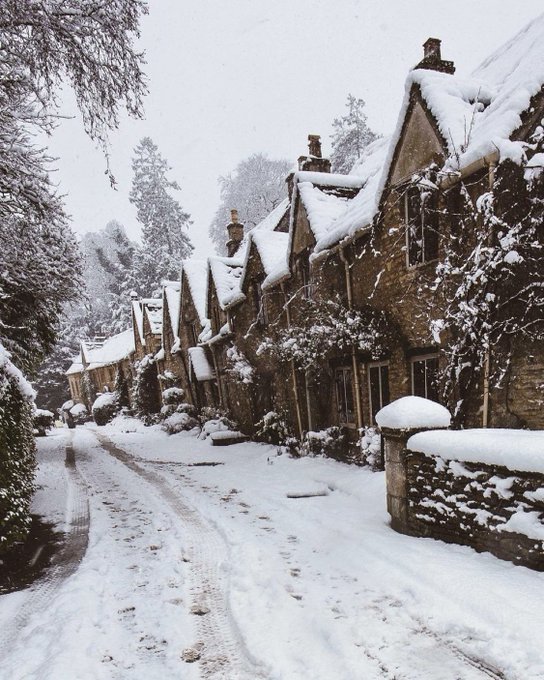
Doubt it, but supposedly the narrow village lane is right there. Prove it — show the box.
[1,423,543,679]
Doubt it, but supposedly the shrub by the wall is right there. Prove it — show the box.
[92,392,118,426]
[0,344,36,556]
[33,409,55,436]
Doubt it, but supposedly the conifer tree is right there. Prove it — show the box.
[130,138,193,293]
[330,95,379,174]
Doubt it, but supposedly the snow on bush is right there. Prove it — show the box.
[254,410,299,455]
[359,427,383,470]
[0,343,36,555]
[162,411,199,435]
[70,402,88,423]
[33,408,55,436]
[132,354,161,424]
[376,396,451,431]
[301,427,346,460]
[226,346,255,384]
[92,392,118,426]
[162,387,185,405]
[61,399,75,411]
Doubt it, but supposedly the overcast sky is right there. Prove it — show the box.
[49,1,543,257]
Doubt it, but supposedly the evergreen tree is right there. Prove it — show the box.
[114,364,130,409]
[330,95,379,174]
[130,138,193,294]
[208,153,291,253]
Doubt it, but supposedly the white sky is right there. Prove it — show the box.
[49,1,543,257]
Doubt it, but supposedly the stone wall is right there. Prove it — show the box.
[382,423,544,571]
[406,448,544,569]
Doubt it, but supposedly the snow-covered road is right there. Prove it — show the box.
[1,420,543,679]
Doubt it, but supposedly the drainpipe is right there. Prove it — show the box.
[282,282,305,439]
[482,161,497,428]
[340,248,364,431]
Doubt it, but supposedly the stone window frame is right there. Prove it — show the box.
[410,352,440,401]
[404,185,439,268]
[367,360,390,424]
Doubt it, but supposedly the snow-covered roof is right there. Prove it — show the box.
[82,329,135,370]
[386,14,544,184]
[65,358,83,376]
[313,137,391,254]
[298,183,351,243]
[188,346,215,382]
[209,256,245,310]
[132,300,145,345]
[239,198,291,291]
[162,280,181,341]
[293,171,364,190]
[182,259,210,327]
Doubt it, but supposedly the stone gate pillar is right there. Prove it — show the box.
[375,396,451,535]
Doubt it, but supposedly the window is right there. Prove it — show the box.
[405,185,439,266]
[368,362,390,423]
[411,354,439,401]
[252,280,268,326]
[335,367,355,425]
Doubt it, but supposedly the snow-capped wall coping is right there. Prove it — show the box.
[376,396,451,431]
[408,429,544,475]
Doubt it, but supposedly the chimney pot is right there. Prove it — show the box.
[297,133,331,173]
[423,37,441,60]
[415,37,455,75]
[308,134,322,158]
[226,208,244,257]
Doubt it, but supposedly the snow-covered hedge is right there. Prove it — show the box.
[161,387,185,405]
[0,344,36,555]
[92,392,118,426]
[162,411,199,435]
[70,402,89,424]
[302,427,346,460]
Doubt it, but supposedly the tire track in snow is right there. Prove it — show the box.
[93,429,269,680]
[0,430,90,660]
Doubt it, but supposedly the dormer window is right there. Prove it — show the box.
[405,185,439,267]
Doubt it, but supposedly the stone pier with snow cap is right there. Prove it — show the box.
[376,396,451,534]
[377,397,544,571]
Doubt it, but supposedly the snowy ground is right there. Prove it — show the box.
[1,419,543,679]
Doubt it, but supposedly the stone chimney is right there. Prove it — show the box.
[297,134,331,173]
[414,37,455,75]
[287,134,332,199]
[226,209,244,257]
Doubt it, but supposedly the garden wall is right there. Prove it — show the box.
[379,398,544,571]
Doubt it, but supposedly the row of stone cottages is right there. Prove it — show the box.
[67,31,544,454]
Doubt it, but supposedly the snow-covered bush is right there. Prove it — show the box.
[70,402,89,425]
[162,411,199,435]
[92,392,118,426]
[162,387,185,405]
[301,427,346,460]
[226,346,255,384]
[114,364,131,409]
[0,344,36,555]
[132,354,161,424]
[254,410,299,454]
[33,409,55,437]
[358,427,383,469]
